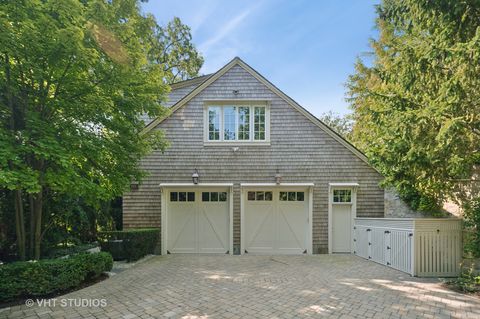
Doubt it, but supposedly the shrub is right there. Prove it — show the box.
[98,228,159,262]
[44,242,98,259]
[463,197,480,258]
[0,252,113,302]
[446,267,480,293]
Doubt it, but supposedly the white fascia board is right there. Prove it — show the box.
[240,183,314,187]
[328,183,360,187]
[159,183,234,187]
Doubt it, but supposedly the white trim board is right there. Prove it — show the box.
[240,183,315,187]
[159,183,234,187]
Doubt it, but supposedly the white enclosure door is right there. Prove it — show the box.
[244,189,309,254]
[332,203,353,253]
[167,189,229,254]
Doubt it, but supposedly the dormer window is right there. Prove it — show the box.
[204,102,270,144]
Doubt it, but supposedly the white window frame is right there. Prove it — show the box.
[203,101,270,145]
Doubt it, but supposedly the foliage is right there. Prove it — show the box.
[446,267,480,294]
[98,228,159,261]
[0,0,202,260]
[150,17,204,83]
[0,252,113,302]
[347,0,480,212]
[43,242,97,259]
[319,111,353,141]
[463,197,480,257]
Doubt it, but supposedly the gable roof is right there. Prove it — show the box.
[170,74,213,90]
[142,57,372,167]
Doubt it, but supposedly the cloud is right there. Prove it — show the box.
[198,3,261,54]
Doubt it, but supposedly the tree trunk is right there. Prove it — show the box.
[29,195,35,259]
[14,190,26,260]
[33,190,43,260]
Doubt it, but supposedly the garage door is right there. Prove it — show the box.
[166,189,230,254]
[243,189,309,254]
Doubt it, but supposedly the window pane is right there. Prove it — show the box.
[254,107,265,140]
[179,192,187,202]
[224,106,236,140]
[333,189,351,203]
[248,191,255,200]
[211,192,219,201]
[256,191,265,201]
[202,192,209,202]
[279,192,287,201]
[344,190,352,202]
[208,106,220,140]
[170,192,178,202]
[219,192,227,201]
[297,192,304,201]
[187,192,195,202]
[288,192,296,201]
[265,191,272,201]
[238,107,250,140]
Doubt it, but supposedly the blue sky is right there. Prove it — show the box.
[142,0,379,117]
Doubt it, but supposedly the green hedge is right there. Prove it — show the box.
[0,252,113,302]
[98,228,159,262]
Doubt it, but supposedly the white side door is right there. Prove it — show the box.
[331,188,355,253]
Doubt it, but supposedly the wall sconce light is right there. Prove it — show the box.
[275,170,282,184]
[130,181,139,191]
[192,169,199,184]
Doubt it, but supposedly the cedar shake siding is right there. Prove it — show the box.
[123,60,384,254]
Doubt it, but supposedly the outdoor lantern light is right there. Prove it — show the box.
[275,170,282,184]
[130,181,139,191]
[192,169,199,184]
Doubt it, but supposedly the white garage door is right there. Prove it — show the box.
[243,189,309,254]
[166,189,230,254]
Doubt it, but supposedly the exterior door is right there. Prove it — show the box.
[243,189,309,254]
[166,189,229,253]
[331,188,355,253]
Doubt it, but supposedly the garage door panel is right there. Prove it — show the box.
[244,189,309,255]
[277,206,306,251]
[167,203,196,253]
[198,205,229,253]
[166,189,230,254]
[245,206,275,253]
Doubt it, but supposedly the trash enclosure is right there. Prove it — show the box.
[353,218,462,277]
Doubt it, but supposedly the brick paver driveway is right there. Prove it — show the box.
[2,255,480,318]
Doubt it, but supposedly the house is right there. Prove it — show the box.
[123,57,384,255]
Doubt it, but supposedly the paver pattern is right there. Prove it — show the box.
[1,254,480,318]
